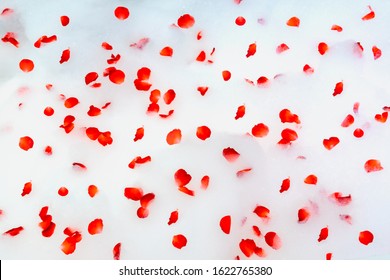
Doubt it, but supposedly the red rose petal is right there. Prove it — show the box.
[113,243,121,260]
[58,187,69,197]
[235,105,246,120]
[222,70,231,81]
[109,69,125,84]
[166,129,182,145]
[323,137,340,150]
[88,185,99,198]
[279,109,300,124]
[21,182,32,196]
[124,187,143,201]
[330,192,352,206]
[160,46,173,57]
[239,239,256,257]
[88,218,103,235]
[174,169,192,187]
[264,231,282,250]
[318,42,329,55]
[364,159,383,173]
[177,14,195,29]
[304,174,318,185]
[219,215,231,234]
[3,226,24,237]
[359,230,374,245]
[279,178,290,193]
[114,6,130,20]
[286,16,300,27]
[318,227,329,242]
[235,16,246,26]
[19,59,34,72]
[298,208,310,223]
[64,97,79,108]
[163,89,176,105]
[19,136,34,151]
[60,15,69,26]
[196,126,211,140]
[252,123,269,137]
[246,43,257,58]
[222,147,240,162]
[140,193,155,208]
[168,210,179,225]
[172,234,187,249]
[253,205,270,219]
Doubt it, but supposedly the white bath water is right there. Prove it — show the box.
[0,0,389,259]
